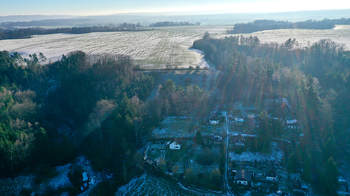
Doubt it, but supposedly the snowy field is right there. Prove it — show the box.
[115,173,221,196]
[0,26,232,68]
[221,25,350,50]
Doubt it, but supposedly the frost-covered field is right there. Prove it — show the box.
[222,25,350,49]
[229,142,283,163]
[115,173,221,196]
[0,26,231,68]
[1,25,349,69]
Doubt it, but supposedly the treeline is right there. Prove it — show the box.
[193,33,350,194]
[0,18,93,29]
[0,23,145,40]
[227,18,350,34]
[149,21,200,27]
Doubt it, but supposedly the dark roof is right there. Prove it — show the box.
[266,164,277,177]
[292,178,301,189]
[235,169,251,181]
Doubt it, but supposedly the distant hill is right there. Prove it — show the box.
[0,9,349,26]
[0,15,78,23]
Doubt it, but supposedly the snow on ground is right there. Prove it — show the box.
[36,163,73,195]
[0,175,35,195]
[48,163,72,190]
[229,142,283,163]
[116,173,220,196]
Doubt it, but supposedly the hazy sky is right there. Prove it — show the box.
[0,0,349,16]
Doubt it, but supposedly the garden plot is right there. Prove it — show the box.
[152,117,223,139]
[187,146,221,175]
[229,142,283,163]
[146,142,167,161]
[0,26,233,68]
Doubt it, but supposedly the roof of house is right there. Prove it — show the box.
[287,119,297,124]
[291,177,301,189]
[170,142,181,146]
[235,170,251,181]
[266,165,277,177]
[235,118,244,122]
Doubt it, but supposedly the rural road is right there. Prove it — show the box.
[224,112,236,196]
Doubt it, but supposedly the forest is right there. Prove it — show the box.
[0,50,211,194]
[227,18,350,34]
[0,23,145,40]
[193,33,350,194]
[149,21,200,27]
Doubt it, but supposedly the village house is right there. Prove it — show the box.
[291,177,301,190]
[235,169,252,186]
[169,142,181,150]
[286,119,300,130]
[234,118,245,126]
[212,134,223,145]
[209,120,219,125]
[233,134,245,147]
[265,165,278,181]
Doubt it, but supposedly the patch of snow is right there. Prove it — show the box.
[47,163,72,191]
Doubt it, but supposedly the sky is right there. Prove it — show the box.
[0,0,349,16]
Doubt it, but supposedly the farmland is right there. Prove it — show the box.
[0,25,232,68]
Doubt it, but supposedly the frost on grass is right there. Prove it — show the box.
[0,175,35,195]
[115,173,204,196]
[37,163,72,194]
[229,142,283,163]
[0,27,225,68]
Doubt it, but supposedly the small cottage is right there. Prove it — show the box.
[233,134,245,147]
[286,119,300,130]
[235,169,251,186]
[209,120,219,125]
[169,142,181,150]
[266,165,277,181]
[212,135,223,145]
[235,118,244,126]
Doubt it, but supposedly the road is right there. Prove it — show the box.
[224,112,236,196]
